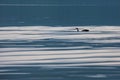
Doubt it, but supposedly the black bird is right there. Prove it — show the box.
[81,29,89,32]
[75,28,89,32]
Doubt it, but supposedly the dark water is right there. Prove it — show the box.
[0,66,120,80]
[0,0,120,26]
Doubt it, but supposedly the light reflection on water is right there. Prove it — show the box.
[0,26,120,80]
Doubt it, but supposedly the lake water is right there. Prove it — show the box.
[0,26,120,80]
[0,0,120,26]
[0,0,120,80]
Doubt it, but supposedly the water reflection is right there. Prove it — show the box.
[0,26,120,80]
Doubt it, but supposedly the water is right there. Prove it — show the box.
[0,26,120,80]
[0,0,120,80]
[0,0,120,26]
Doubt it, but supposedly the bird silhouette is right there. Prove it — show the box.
[75,28,89,32]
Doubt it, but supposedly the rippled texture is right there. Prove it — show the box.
[0,26,120,80]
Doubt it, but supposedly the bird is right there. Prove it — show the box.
[75,28,89,32]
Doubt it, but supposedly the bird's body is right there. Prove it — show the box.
[81,29,89,32]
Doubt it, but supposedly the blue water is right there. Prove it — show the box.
[0,0,120,26]
[0,0,120,80]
